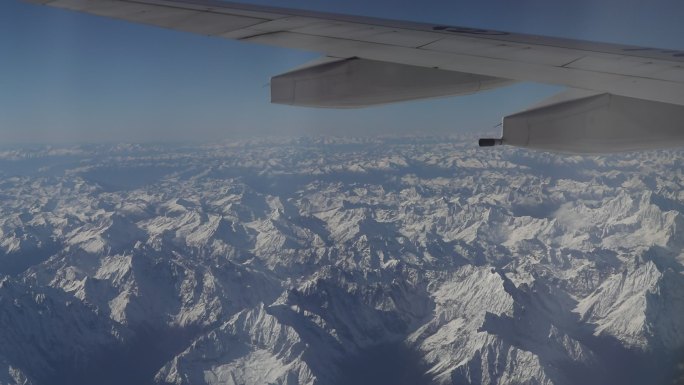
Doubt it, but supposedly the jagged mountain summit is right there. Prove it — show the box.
[0,137,682,385]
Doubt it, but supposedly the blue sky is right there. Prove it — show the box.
[2,0,684,143]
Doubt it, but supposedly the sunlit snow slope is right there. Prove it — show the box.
[0,137,682,385]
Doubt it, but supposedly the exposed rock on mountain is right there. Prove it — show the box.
[0,137,682,385]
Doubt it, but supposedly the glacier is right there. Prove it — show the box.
[0,137,682,385]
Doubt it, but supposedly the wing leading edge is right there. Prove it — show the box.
[24,0,684,152]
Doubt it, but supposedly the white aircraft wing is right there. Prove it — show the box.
[24,0,684,153]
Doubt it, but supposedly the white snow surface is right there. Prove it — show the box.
[0,137,682,385]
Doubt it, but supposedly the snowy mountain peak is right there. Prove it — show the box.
[0,139,682,385]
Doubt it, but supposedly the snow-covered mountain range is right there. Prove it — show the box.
[0,137,682,385]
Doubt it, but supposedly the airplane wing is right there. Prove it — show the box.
[23,0,684,153]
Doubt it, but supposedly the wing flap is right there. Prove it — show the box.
[43,0,269,35]
[243,16,328,33]
[161,11,265,35]
[422,38,585,67]
[291,22,440,48]
[116,8,203,27]
[47,0,151,15]
[567,56,684,82]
